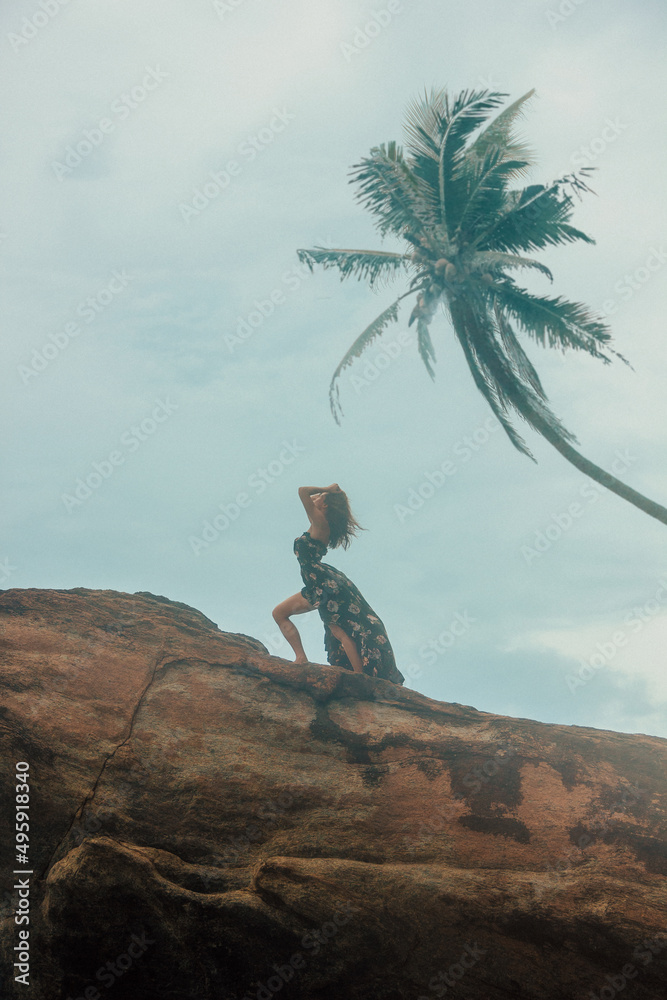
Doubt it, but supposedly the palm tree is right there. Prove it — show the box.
[297,88,667,526]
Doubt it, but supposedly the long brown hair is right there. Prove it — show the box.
[323,491,366,549]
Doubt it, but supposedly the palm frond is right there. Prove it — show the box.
[296,247,410,288]
[467,88,536,168]
[402,86,446,161]
[450,293,578,458]
[491,280,625,361]
[468,250,553,281]
[349,142,439,237]
[477,175,596,253]
[328,294,412,424]
[451,304,536,458]
[451,90,538,240]
[492,302,547,399]
[451,146,530,241]
[403,87,505,164]
[436,91,509,236]
[416,317,437,378]
[403,88,508,236]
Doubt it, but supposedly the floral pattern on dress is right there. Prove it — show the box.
[292,531,404,685]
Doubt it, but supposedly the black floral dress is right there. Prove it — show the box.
[293,531,404,685]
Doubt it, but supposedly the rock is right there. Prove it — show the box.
[1,587,666,999]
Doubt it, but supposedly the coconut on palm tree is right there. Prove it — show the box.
[297,87,667,526]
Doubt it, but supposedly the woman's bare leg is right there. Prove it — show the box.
[329,623,364,674]
[272,592,315,663]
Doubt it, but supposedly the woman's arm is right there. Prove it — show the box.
[298,485,339,495]
[298,485,340,520]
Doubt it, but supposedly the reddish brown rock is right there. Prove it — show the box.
[1,587,666,999]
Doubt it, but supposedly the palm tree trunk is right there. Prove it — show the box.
[529,410,667,526]
[451,293,667,527]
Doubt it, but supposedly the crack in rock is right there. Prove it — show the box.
[39,642,171,881]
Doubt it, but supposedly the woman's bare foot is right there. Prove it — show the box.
[293,655,308,664]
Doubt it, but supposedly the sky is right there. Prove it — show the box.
[2,0,667,740]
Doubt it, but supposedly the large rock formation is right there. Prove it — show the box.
[0,587,666,1000]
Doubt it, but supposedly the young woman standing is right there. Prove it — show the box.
[272,484,404,685]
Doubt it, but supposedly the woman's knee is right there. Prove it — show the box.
[273,593,310,622]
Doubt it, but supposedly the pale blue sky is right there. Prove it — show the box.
[2,0,667,738]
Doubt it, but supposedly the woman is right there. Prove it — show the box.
[272,484,404,685]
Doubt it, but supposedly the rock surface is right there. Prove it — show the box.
[1,586,666,1000]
